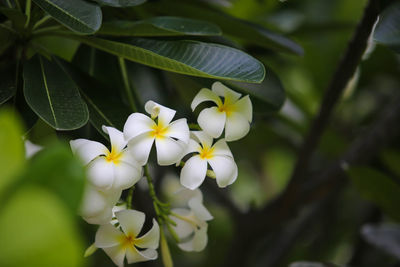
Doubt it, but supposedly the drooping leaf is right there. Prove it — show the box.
[60,61,132,137]
[23,55,89,130]
[93,0,146,7]
[75,36,265,83]
[26,143,86,213]
[141,0,303,55]
[0,109,25,197]
[0,7,26,31]
[99,16,221,37]
[374,1,400,52]
[362,224,400,260]
[32,0,102,34]
[348,166,400,221]
[0,65,16,105]
[0,185,84,267]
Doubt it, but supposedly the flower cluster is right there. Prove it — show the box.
[70,82,252,266]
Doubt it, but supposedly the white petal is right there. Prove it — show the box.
[112,160,142,190]
[172,188,203,206]
[145,100,176,125]
[95,224,124,248]
[166,118,189,143]
[126,247,157,264]
[212,139,233,157]
[123,113,154,142]
[25,140,42,158]
[176,139,202,165]
[80,186,108,218]
[80,186,121,224]
[188,197,213,221]
[135,219,160,249]
[211,82,241,103]
[178,225,208,252]
[208,155,238,188]
[233,95,252,122]
[198,107,226,139]
[180,155,207,190]
[102,126,127,152]
[155,137,186,166]
[103,245,126,267]
[87,157,115,190]
[191,88,222,111]
[170,208,194,239]
[70,139,108,165]
[127,133,155,166]
[83,207,113,225]
[190,131,213,149]
[115,209,145,237]
[225,112,250,141]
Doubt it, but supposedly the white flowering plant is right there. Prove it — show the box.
[68,81,253,266]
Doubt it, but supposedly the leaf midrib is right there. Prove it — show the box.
[39,56,58,127]
[34,0,93,31]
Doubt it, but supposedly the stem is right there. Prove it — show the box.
[189,123,202,130]
[126,186,134,209]
[160,228,174,267]
[32,15,52,30]
[32,25,63,35]
[24,0,31,28]
[118,57,138,112]
[170,211,198,228]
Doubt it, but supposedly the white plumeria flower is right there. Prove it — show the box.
[169,188,213,252]
[70,126,142,191]
[80,184,122,225]
[191,81,253,142]
[180,131,238,189]
[95,210,160,267]
[123,101,189,166]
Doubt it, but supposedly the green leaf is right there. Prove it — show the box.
[99,16,221,37]
[0,185,84,267]
[380,149,400,177]
[32,36,80,62]
[93,0,146,7]
[0,65,16,105]
[142,0,303,55]
[26,143,86,213]
[0,25,16,56]
[374,1,400,52]
[60,61,132,136]
[348,166,400,221]
[0,109,25,197]
[224,68,285,112]
[32,0,102,34]
[0,7,26,31]
[76,36,265,83]
[23,55,89,130]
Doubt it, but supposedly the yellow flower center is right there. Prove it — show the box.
[199,145,214,160]
[105,147,122,164]
[217,101,234,116]
[121,233,136,249]
[150,123,168,139]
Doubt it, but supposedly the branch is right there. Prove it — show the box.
[225,92,400,266]
[287,0,381,190]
